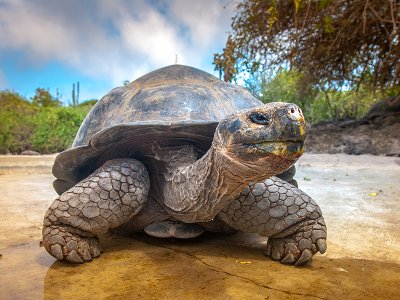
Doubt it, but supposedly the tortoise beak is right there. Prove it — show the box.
[273,103,306,143]
[250,141,305,159]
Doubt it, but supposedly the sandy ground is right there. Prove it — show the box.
[0,154,399,299]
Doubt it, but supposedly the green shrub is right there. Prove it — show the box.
[31,107,89,153]
[0,90,95,154]
[78,99,98,108]
[0,91,38,153]
[245,69,384,123]
[309,88,379,123]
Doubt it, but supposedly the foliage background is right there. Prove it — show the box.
[214,0,400,90]
[243,68,390,123]
[0,90,96,154]
[214,0,399,123]
[0,79,389,154]
[1,1,398,155]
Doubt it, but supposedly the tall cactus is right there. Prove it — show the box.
[77,81,80,105]
[72,83,76,106]
[71,81,80,106]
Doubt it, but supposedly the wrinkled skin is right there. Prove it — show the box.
[42,102,327,266]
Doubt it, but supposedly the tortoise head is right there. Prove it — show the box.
[214,102,306,179]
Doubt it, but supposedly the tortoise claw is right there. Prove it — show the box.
[265,243,272,257]
[264,216,327,266]
[295,249,313,266]
[281,252,296,264]
[316,239,327,254]
[43,225,102,263]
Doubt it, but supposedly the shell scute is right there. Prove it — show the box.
[53,65,262,195]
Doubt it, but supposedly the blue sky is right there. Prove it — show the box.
[0,0,235,105]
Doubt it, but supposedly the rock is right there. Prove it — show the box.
[386,138,400,157]
[306,111,400,156]
[342,135,372,155]
[366,96,400,119]
[20,150,40,156]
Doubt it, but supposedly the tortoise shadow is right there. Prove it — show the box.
[43,232,400,299]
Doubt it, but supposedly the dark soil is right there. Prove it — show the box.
[306,112,400,156]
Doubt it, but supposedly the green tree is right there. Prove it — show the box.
[214,0,400,91]
[32,88,61,107]
[78,99,98,108]
[243,68,381,123]
[31,107,88,153]
[0,89,96,154]
[0,90,37,153]
[245,68,317,112]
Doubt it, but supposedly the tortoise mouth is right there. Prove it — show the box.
[245,140,304,158]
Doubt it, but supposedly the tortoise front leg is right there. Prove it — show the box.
[42,159,149,263]
[219,177,327,265]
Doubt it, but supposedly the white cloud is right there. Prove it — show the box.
[0,0,234,87]
[116,7,186,66]
[170,0,233,50]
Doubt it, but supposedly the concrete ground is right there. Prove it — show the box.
[0,154,399,299]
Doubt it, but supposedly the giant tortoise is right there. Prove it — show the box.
[42,65,327,266]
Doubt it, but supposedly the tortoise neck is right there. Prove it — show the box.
[161,145,261,223]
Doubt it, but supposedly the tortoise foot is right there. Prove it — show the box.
[265,217,327,266]
[42,225,102,263]
[144,220,205,239]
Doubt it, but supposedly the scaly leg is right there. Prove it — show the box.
[219,177,327,265]
[42,159,150,263]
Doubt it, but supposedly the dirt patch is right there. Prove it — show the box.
[306,113,400,156]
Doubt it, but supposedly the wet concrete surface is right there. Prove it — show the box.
[0,154,399,299]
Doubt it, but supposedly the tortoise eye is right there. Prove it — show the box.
[249,112,270,125]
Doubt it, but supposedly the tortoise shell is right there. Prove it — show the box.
[53,65,262,194]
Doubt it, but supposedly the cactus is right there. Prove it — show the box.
[77,81,80,105]
[72,84,76,106]
[71,82,80,106]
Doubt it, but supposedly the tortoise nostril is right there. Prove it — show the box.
[287,105,303,121]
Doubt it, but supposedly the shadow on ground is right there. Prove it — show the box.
[1,233,399,300]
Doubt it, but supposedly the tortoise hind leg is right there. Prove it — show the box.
[144,220,205,238]
[143,216,236,239]
[42,159,150,263]
[219,177,327,265]
[198,215,236,234]
[276,165,298,187]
